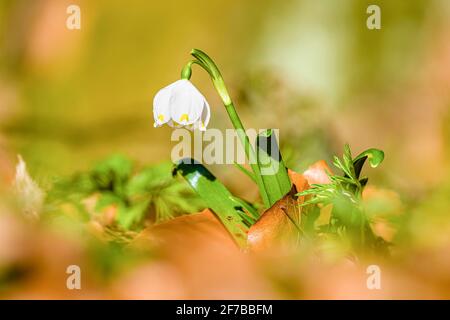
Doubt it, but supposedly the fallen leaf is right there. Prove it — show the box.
[247,187,300,251]
[303,160,332,185]
[288,169,309,194]
[131,209,275,299]
[362,186,404,242]
[132,209,236,250]
[111,262,187,299]
[248,161,333,252]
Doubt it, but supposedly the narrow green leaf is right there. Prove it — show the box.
[236,209,256,228]
[233,162,256,183]
[255,129,291,207]
[229,196,259,220]
[174,159,249,248]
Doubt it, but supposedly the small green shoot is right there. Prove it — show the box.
[297,144,386,252]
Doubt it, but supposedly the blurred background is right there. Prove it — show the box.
[0,0,450,299]
[1,0,449,193]
[1,0,449,198]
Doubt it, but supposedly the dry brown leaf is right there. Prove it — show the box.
[288,169,309,196]
[1,219,107,299]
[248,160,333,252]
[362,186,404,242]
[247,187,300,251]
[111,262,187,299]
[131,209,275,299]
[132,209,236,251]
[303,160,332,185]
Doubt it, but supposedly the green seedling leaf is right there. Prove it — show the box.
[229,196,259,220]
[353,148,385,179]
[295,144,386,253]
[47,156,204,231]
[125,162,203,225]
[91,154,134,197]
[233,162,256,183]
[175,159,250,248]
[256,129,291,207]
[117,200,150,230]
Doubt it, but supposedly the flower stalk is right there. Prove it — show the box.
[184,49,270,207]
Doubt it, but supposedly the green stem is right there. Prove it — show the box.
[225,102,270,206]
[184,49,270,207]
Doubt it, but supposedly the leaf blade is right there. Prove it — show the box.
[175,159,249,247]
[256,129,292,207]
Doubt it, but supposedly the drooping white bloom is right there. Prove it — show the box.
[153,79,210,131]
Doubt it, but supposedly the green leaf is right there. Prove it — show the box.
[353,148,385,179]
[91,154,134,198]
[126,163,174,201]
[295,144,387,252]
[47,157,204,230]
[233,162,256,183]
[175,159,249,248]
[229,196,259,220]
[126,162,203,224]
[117,200,150,230]
[95,193,123,212]
[256,129,291,207]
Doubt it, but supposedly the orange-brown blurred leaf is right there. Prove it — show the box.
[131,209,274,299]
[303,160,332,185]
[288,169,309,193]
[362,186,404,242]
[132,209,237,251]
[247,187,300,251]
[248,161,334,252]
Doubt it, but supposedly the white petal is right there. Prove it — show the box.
[167,119,183,128]
[200,100,210,130]
[153,82,176,126]
[170,80,205,126]
[192,101,210,131]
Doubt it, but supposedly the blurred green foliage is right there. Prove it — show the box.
[46,155,204,230]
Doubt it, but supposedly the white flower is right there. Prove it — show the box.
[153,79,210,131]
